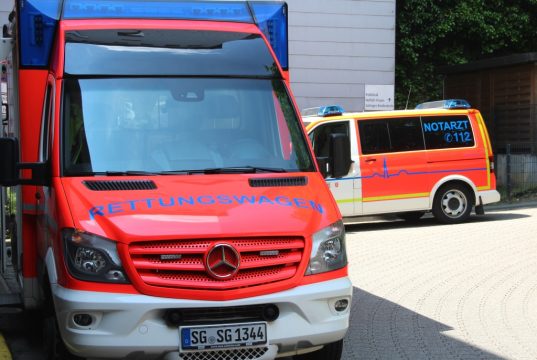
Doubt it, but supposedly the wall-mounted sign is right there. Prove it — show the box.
[365,84,394,111]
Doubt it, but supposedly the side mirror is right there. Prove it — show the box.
[0,137,19,186]
[0,137,50,186]
[316,156,329,178]
[329,133,352,178]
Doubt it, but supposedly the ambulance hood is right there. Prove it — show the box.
[61,174,339,243]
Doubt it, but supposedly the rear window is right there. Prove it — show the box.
[422,115,474,149]
[358,115,474,154]
[358,120,390,155]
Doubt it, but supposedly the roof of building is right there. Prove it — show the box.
[439,52,537,74]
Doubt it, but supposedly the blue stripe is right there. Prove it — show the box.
[326,157,486,182]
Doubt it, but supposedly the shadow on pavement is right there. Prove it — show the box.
[345,211,531,233]
[0,307,44,360]
[1,289,506,360]
[343,287,505,360]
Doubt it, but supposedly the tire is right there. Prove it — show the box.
[42,312,85,360]
[432,183,473,224]
[41,282,85,360]
[397,211,425,222]
[294,340,343,360]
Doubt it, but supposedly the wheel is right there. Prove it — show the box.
[42,310,84,360]
[432,183,473,224]
[397,211,425,222]
[294,340,343,360]
[41,282,85,360]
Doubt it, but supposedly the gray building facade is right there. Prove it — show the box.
[286,0,395,112]
[0,1,11,31]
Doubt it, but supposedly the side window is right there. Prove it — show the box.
[311,121,350,158]
[358,120,390,155]
[39,84,53,162]
[388,117,425,152]
[422,115,474,149]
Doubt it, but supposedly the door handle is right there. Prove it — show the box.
[365,158,377,163]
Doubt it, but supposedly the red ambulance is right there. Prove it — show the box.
[0,1,352,359]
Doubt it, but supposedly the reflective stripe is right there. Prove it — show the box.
[363,192,430,202]
[336,198,361,204]
[475,112,492,190]
[0,333,12,360]
[336,192,429,203]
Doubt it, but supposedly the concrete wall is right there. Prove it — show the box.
[0,0,12,29]
[286,0,396,112]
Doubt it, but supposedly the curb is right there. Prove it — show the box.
[484,200,537,212]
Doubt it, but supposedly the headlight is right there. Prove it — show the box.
[63,229,129,283]
[306,220,347,275]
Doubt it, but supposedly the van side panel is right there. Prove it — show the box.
[425,113,490,198]
[360,150,430,214]
[474,111,497,190]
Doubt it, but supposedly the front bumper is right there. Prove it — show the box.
[52,277,352,359]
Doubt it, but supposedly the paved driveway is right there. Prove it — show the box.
[342,207,537,360]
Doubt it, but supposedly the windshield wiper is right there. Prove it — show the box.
[69,168,288,177]
[204,166,288,174]
[162,166,288,175]
[102,171,162,176]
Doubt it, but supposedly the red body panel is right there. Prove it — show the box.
[15,17,344,301]
[357,112,494,202]
[19,70,48,277]
[57,174,341,300]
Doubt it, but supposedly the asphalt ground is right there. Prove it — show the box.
[342,204,537,360]
[1,201,536,360]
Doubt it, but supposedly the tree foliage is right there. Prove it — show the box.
[396,0,537,109]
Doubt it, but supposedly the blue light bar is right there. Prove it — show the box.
[250,2,288,70]
[319,105,344,117]
[416,99,471,110]
[18,0,62,67]
[18,0,289,69]
[62,0,253,22]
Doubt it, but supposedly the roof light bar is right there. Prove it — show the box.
[62,0,253,22]
[250,2,288,70]
[17,0,289,71]
[416,99,471,110]
[319,105,344,117]
[18,0,62,67]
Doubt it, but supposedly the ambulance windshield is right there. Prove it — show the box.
[62,77,314,175]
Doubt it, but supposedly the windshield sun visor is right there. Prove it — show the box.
[64,30,279,77]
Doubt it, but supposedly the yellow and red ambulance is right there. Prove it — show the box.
[0,1,352,359]
[306,100,501,224]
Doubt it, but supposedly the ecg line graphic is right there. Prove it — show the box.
[327,157,487,182]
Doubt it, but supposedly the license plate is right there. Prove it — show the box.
[180,322,267,351]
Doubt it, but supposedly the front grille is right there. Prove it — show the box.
[179,347,269,360]
[128,237,304,290]
[165,304,272,326]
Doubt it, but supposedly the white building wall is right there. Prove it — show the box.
[0,0,12,29]
[286,0,396,112]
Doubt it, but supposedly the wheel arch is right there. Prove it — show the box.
[35,247,59,309]
[429,175,478,207]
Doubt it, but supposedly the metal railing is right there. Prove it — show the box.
[494,143,537,202]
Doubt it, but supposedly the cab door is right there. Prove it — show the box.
[357,116,430,215]
[35,78,55,263]
[309,120,361,217]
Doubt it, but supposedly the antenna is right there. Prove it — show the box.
[405,86,412,110]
